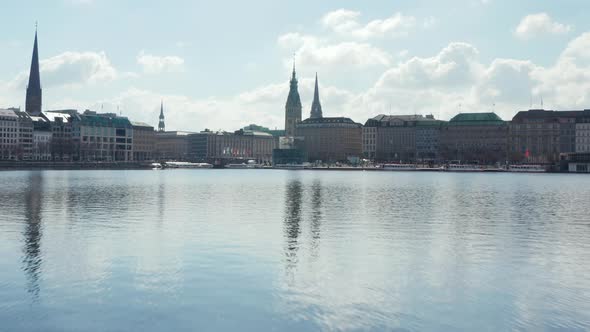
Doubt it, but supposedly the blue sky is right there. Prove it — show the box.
[1,0,590,131]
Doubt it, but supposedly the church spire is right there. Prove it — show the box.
[158,100,165,132]
[26,25,42,115]
[285,60,302,137]
[310,73,322,119]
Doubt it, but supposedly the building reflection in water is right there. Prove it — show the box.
[157,180,166,224]
[283,177,303,279]
[309,179,322,259]
[22,171,44,300]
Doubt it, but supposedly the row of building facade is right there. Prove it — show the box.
[360,109,590,164]
[277,63,590,165]
[4,28,590,166]
[6,105,590,165]
[0,29,286,164]
[0,103,284,164]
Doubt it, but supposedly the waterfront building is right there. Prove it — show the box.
[188,129,277,163]
[25,28,42,116]
[363,114,439,162]
[284,63,302,137]
[29,115,52,161]
[43,110,77,161]
[296,117,362,163]
[440,112,508,163]
[242,124,285,137]
[156,131,193,161]
[296,76,362,162]
[0,108,33,160]
[75,110,133,162]
[416,119,445,161]
[272,136,307,165]
[362,125,377,159]
[562,152,590,173]
[509,109,588,163]
[575,111,590,153]
[131,122,156,161]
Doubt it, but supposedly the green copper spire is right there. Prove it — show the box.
[158,100,165,132]
[310,73,322,119]
[284,60,302,137]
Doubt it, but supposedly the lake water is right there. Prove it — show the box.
[1,170,589,331]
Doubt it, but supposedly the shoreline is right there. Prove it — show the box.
[0,161,152,171]
[0,162,567,173]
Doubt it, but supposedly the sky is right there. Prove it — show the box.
[1,0,590,131]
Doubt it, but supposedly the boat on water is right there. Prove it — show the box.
[417,166,445,171]
[151,162,163,169]
[508,164,547,173]
[165,161,213,169]
[274,163,307,170]
[445,164,484,172]
[382,164,418,171]
[225,160,262,169]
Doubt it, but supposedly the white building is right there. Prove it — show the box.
[0,108,33,160]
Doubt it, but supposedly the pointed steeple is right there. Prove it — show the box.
[285,60,302,137]
[158,100,165,132]
[26,25,42,115]
[310,73,322,119]
[292,60,296,80]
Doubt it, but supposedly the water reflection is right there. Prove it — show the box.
[309,179,322,259]
[1,171,589,331]
[157,177,166,224]
[283,177,302,279]
[21,172,43,299]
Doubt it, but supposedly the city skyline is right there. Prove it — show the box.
[2,0,590,132]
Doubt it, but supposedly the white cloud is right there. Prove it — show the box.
[532,32,590,107]
[514,13,572,40]
[321,9,361,34]
[476,59,537,104]
[8,38,586,131]
[18,30,590,134]
[358,42,536,121]
[10,51,119,89]
[278,33,392,70]
[321,9,416,39]
[376,42,480,90]
[136,51,185,74]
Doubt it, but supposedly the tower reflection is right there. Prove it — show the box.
[283,177,303,277]
[309,179,322,259]
[22,171,43,299]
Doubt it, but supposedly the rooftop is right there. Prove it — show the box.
[131,121,154,128]
[79,110,132,127]
[157,131,195,137]
[0,108,20,118]
[43,110,78,123]
[512,109,590,122]
[0,108,32,121]
[365,114,437,127]
[298,117,362,128]
[448,112,505,126]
